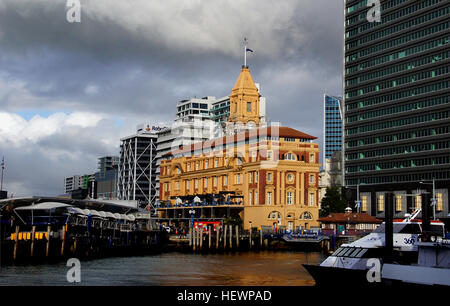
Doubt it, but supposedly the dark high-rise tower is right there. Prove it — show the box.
[344,0,450,219]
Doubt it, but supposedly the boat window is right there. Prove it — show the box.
[342,248,354,257]
[430,225,444,236]
[373,223,407,233]
[333,248,347,256]
[348,248,362,257]
[399,224,421,234]
[332,247,345,256]
[354,248,368,258]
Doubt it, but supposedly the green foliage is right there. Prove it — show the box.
[319,187,348,217]
[223,216,243,226]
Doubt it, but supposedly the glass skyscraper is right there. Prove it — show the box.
[324,94,343,162]
[344,0,450,218]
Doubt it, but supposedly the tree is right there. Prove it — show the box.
[223,215,243,226]
[319,187,348,217]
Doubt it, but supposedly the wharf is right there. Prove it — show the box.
[0,197,167,264]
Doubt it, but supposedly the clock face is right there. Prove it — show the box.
[246,121,256,129]
[287,173,294,182]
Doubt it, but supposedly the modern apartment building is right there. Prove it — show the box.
[344,0,450,219]
[95,156,119,200]
[64,174,92,194]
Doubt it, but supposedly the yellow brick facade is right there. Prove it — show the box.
[158,66,320,230]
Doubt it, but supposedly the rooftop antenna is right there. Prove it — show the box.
[1,156,4,191]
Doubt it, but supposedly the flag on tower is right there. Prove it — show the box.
[246,48,254,52]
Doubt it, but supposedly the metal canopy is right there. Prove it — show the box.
[15,202,72,211]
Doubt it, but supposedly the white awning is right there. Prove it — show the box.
[15,202,72,211]
[82,209,91,216]
[68,207,84,215]
[113,213,122,220]
[176,197,183,204]
[127,214,136,221]
[98,211,107,218]
[88,210,102,218]
[105,212,116,219]
[194,196,201,203]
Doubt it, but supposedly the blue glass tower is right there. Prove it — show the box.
[323,94,343,162]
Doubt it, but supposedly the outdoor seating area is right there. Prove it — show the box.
[158,193,244,208]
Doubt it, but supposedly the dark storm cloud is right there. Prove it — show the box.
[0,0,343,196]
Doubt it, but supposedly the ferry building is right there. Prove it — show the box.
[158,65,320,230]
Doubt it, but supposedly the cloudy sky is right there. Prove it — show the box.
[0,0,344,197]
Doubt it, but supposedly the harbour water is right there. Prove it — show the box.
[0,251,325,286]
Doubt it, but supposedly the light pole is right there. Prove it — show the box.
[420,179,436,220]
[189,209,195,229]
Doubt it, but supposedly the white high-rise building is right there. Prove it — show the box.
[64,174,92,194]
[117,124,160,211]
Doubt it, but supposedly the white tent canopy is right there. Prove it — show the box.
[194,196,201,203]
[15,202,72,211]
[68,207,84,215]
[105,212,116,219]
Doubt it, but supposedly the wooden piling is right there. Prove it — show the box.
[229,225,232,249]
[223,225,227,249]
[61,224,67,256]
[260,229,263,248]
[13,226,19,261]
[189,227,192,247]
[235,225,239,249]
[208,226,211,249]
[46,225,51,257]
[249,226,252,250]
[30,225,36,257]
[193,228,196,251]
[216,227,220,249]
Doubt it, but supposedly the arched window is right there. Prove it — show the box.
[303,212,313,220]
[284,153,296,161]
[267,211,281,220]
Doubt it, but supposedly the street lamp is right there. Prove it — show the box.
[419,179,435,220]
[189,209,195,229]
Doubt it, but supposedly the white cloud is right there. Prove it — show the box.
[0,111,103,145]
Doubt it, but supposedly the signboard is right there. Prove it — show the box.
[194,221,221,231]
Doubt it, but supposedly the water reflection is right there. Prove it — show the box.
[0,251,325,286]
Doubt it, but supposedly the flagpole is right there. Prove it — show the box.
[244,37,248,67]
[1,156,4,191]
[244,43,247,67]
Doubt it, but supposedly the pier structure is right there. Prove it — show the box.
[0,197,166,264]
